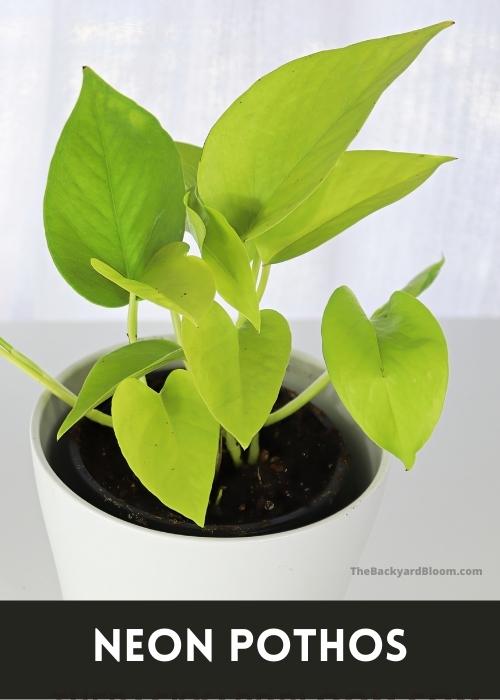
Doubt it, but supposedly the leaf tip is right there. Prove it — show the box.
[81,65,96,82]
[56,421,69,442]
[430,19,455,33]
[193,514,206,528]
[249,310,262,332]
[185,313,199,328]
[330,284,355,305]
[403,453,416,470]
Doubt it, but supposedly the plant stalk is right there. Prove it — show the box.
[223,430,242,467]
[265,370,330,426]
[236,258,270,328]
[0,338,112,428]
[127,292,139,343]
[247,432,260,465]
[252,256,262,284]
[256,264,271,302]
[170,311,183,345]
[128,292,149,384]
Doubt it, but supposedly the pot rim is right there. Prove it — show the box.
[30,344,391,543]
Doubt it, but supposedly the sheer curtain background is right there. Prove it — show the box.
[0,0,498,321]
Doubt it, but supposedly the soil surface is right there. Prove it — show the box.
[53,370,354,536]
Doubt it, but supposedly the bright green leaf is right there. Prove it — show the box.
[373,257,445,319]
[175,141,202,191]
[198,22,453,240]
[57,339,182,439]
[182,303,291,448]
[44,67,185,307]
[254,151,454,263]
[322,286,448,467]
[185,191,260,329]
[91,241,215,323]
[112,370,219,526]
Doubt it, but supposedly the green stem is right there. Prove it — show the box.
[214,431,223,477]
[256,264,271,302]
[215,486,225,506]
[236,258,270,328]
[252,256,262,284]
[223,430,242,467]
[265,370,330,426]
[0,338,112,428]
[128,292,148,383]
[170,311,182,345]
[127,292,139,343]
[248,432,260,465]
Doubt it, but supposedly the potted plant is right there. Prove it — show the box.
[2,21,453,599]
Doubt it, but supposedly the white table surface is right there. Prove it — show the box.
[0,319,498,600]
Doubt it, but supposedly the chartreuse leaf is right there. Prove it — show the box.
[254,151,454,263]
[175,142,202,191]
[198,22,452,239]
[91,242,215,323]
[185,191,260,329]
[373,257,445,319]
[44,67,185,307]
[182,303,291,448]
[322,287,448,468]
[112,370,219,526]
[57,339,182,439]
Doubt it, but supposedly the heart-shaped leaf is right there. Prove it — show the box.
[198,22,452,239]
[373,257,445,319]
[322,286,448,467]
[44,67,185,307]
[182,303,291,448]
[253,151,454,263]
[57,339,182,439]
[91,242,215,323]
[175,142,202,191]
[112,369,219,526]
[185,191,260,329]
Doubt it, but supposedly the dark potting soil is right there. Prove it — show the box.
[52,370,356,537]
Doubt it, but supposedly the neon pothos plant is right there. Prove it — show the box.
[0,22,454,526]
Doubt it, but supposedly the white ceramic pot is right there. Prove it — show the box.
[31,348,389,600]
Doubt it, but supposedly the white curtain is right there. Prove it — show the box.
[0,0,498,320]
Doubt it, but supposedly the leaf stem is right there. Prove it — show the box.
[215,486,225,506]
[170,311,183,345]
[223,430,242,467]
[127,292,139,343]
[265,370,330,426]
[256,264,271,302]
[252,256,262,284]
[236,258,269,328]
[128,292,149,384]
[0,338,113,428]
[248,432,260,465]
